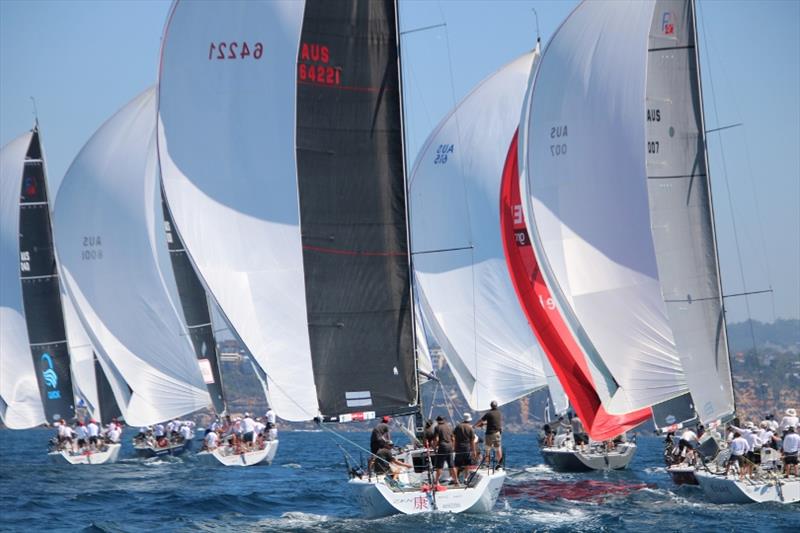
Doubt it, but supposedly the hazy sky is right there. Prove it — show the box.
[1,0,797,323]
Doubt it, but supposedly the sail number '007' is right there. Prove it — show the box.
[550,125,567,157]
[208,42,263,60]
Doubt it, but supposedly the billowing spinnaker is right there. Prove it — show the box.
[0,132,45,428]
[158,0,319,421]
[410,52,549,410]
[520,0,688,415]
[503,130,652,440]
[55,88,210,426]
[646,0,734,425]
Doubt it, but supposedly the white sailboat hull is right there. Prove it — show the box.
[349,468,505,518]
[694,470,800,504]
[196,440,279,467]
[48,444,121,465]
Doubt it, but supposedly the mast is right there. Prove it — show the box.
[394,0,424,434]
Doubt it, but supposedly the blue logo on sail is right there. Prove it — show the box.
[41,353,61,400]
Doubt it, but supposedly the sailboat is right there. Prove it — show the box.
[518,0,796,502]
[46,290,125,464]
[1,125,76,429]
[55,87,211,459]
[157,0,504,516]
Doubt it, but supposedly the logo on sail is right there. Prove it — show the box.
[661,12,675,35]
[41,353,62,399]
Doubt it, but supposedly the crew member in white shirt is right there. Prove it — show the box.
[265,408,278,441]
[179,423,192,443]
[87,419,100,448]
[782,426,799,477]
[204,429,219,451]
[154,423,165,439]
[779,408,799,435]
[107,424,122,444]
[241,413,256,446]
[678,427,699,463]
[725,431,750,479]
[76,422,89,451]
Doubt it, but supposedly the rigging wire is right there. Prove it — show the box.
[698,1,760,354]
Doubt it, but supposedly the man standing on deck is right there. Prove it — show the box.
[782,426,799,477]
[475,400,503,466]
[433,415,458,486]
[454,413,477,483]
[370,416,392,454]
[265,408,278,441]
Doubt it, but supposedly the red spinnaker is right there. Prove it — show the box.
[500,129,650,440]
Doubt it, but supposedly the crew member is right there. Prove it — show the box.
[370,416,392,454]
[454,413,477,483]
[475,400,503,465]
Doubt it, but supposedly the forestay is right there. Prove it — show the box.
[0,132,45,428]
[158,0,319,421]
[410,51,549,410]
[55,88,210,426]
[519,0,689,415]
[645,0,734,425]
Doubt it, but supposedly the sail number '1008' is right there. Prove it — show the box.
[208,42,263,60]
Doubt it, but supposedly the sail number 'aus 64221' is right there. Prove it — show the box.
[208,42,263,60]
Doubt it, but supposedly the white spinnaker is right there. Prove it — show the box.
[55,88,210,426]
[0,131,45,428]
[409,52,549,410]
[519,0,688,415]
[646,0,734,424]
[157,1,319,421]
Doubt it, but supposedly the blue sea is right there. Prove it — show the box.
[0,430,797,532]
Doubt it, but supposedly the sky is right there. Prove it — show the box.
[1,0,798,324]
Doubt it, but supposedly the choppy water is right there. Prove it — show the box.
[0,430,797,532]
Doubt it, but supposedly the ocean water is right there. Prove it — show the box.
[0,430,797,532]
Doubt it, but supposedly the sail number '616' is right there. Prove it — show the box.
[208,42,263,60]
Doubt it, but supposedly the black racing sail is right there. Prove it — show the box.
[297,0,417,421]
[161,192,227,415]
[93,353,122,425]
[19,128,75,423]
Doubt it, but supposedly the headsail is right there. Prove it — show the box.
[55,88,210,426]
[410,51,550,410]
[158,0,319,421]
[503,128,652,440]
[645,0,735,426]
[519,0,690,416]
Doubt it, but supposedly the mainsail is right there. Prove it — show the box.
[55,88,210,426]
[645,0,735,426]
[1,128,75,427]
[409,51,552,410]
[161,196,226,414]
